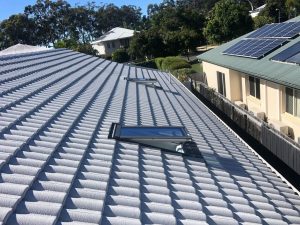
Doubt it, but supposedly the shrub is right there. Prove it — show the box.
[161,56,191,71]
[134,59,157,69]
[154,57,164,70]
[112,48,130,63]
[173,68,196,82]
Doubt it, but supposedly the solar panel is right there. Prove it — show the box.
[286,52,300,64]
[271,42,300,62]
[223,39,286,59]
[247,22,300,39]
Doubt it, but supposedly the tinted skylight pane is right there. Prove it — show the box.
[124,77,157,83]
[120,127,186,137]
[271,42,300,62]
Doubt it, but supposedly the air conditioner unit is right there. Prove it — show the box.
[249,110,266,121]
[269,120,294,139]
[256,112,266,121]
[234,101,247,110]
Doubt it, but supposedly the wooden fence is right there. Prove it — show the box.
[193,81,300,175]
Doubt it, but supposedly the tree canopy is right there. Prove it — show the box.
[1,0,299,59]
[204,0,254,44]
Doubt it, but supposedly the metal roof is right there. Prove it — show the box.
[197,16,300,90]
[0,49,300,225]
[91,27,135,44]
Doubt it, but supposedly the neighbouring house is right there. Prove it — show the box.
[0,47,299,224]
[91,27,135,57]
[249,4,266,18]
[198,16,300,143]
[0,43,49,56]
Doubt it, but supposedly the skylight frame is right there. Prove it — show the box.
[124,77,158,84]
[110,123,191,141]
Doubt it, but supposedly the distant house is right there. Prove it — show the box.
[91,27,135,57]
[249,4,266,18]
[0,43,49,56]
[198,16,300,142]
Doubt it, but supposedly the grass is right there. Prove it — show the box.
[191,62,203,73]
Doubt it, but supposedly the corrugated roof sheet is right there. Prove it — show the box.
[0,49,299,225]
[197,16,300,90]
[91,27,135,44]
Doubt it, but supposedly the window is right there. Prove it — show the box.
[111,41,115,48]
[120,38,130,47]
[249,76,260,99]
[106,42,111,49]
[108,123,201,157]
[286,87,300,117]
[217,72,226,96]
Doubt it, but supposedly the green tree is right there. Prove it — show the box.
[0,14,37,50]
[285,0,300,18]
[112,48,130,63]
[204,0,254,44]
[24,0,71,46]
[260,0,288,22]
[54,39,98,56]
[253,15,274,29]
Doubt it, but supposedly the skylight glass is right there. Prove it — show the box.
[108,123,201,157]
[120,127,186,138]
[124,77,157,84]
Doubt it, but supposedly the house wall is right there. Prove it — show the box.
[202,62,242,101]
[92,38,131,57]
[202,61,300,142]
[92,43,105,56]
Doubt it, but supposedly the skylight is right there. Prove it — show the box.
[108,123,201,157]
[124,77,158,85]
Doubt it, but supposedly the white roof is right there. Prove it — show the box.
[0,49,299,224]
[0,44,49,56]
[91,27,135,44]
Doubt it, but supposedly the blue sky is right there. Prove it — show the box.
[0,0,162,21]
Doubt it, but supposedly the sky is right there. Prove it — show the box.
[0,0,162,21]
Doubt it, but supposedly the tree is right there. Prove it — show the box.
[54,39,98,56]
[253,15,274,29]
[0,14,37,50]
[129,2,206,60]
[24,0,71,46]
[112,48,130,63]
[260,0,288,22]
[128,29,167,60]
[94,4,142,37]
[285,0,300,18]
[204,0,254,44]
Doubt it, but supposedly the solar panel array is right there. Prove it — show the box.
[223,21,300,59]
[247,22,300,39]
[223,38,286,59]
[271,41,300,64]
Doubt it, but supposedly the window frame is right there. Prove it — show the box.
[110,123,191,141]
[249,76,260,99]
[285,87,300,117]
[217,71,226,97]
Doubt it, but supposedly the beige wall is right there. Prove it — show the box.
[229,69,242,102]
[266,81,281,121]
[92,43,105,56]
[92,39,128,56]
[202,61,300,142]
[202,62,242,101]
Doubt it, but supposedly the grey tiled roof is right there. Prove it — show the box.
[0,49,299,225]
